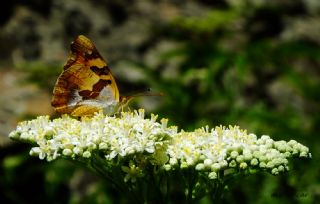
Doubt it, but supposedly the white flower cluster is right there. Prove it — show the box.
[167,126,310,177]
[9,109,311,181]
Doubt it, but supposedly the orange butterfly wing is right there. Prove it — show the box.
[51,35,120,116]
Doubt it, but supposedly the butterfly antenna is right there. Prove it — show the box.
[120,89,164,104]
[131,88,164,97]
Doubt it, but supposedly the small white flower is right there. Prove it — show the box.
[204,159,213,167]
[211,163,221,172]
[161,118,168,129]
[229,160,237,167]
[239,162,247,169]
[62,149,73,156]
[243,152,253,161]
[278,165,285,172]
[29,147,42,157]
[261,135,271,141]
[271,168,279,175]
[236,155,244,163]
[163,164,171,171]
[208,172,217,179]
[230,151,239,159]
[83,151,91,158]
[259,162,267,168]
[274,140,287,152]
[220,160,228,168]
[195,163,205,171]
[99,142,108,150]
[299,151,308,157]
[266,161,274,169]
[122,161,143,183]
[73,147,83,155]
[250,158,259,166]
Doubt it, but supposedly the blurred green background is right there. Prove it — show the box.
[0,0,319,203]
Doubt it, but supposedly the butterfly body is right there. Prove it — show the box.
[51,35,123,116]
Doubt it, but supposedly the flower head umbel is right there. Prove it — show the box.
[9,109,311,203]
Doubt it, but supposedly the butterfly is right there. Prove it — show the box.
[51,35,132,117]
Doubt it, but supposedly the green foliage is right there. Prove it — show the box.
[15,61,62,92]
[0,144,74,203]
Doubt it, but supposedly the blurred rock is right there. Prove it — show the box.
[0,70,52,141]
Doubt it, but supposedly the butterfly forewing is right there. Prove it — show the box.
[51,35,120,116]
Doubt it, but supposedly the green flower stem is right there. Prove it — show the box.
[211,171,225,203]
[76,152,142,203]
